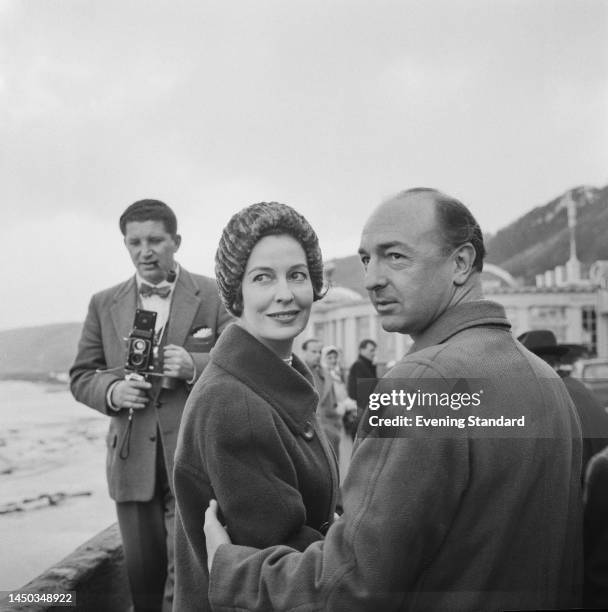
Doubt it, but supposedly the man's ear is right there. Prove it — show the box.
[174,234,182,251]
[452,243,476,286]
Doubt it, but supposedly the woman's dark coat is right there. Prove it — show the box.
[173,323,338,612]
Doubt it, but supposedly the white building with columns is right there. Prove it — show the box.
[296,263,608,369]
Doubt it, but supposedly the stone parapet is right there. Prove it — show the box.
[0,523,130,612]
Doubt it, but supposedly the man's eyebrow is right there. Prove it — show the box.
[378,240,412,251]
[359,241,414,254]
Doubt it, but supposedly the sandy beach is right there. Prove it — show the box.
[0,380,354,593]
[0,381,115,591]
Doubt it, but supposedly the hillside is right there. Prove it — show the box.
[325,256,366,298]
[485,185,608,283]
[0,322,82,380]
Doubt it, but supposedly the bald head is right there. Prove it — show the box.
[364,190,443,254]
[383,188,485,272]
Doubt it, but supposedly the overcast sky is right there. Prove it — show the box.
[1,0,607,330]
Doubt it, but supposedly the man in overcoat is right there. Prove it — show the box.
[346,338,377,403]
[518,328,608,481]
[584,445,608,608]
[345,339,377,440]
[70,199,230,612]
[204,188,583,611]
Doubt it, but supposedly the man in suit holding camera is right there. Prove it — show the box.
[70,199,231,612]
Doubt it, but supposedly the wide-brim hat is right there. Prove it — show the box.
[517,330,570,357]
[558,343,588,363]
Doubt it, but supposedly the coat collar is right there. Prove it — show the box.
[409,299,511,355]
[358,355,374,368]
[109,276,137,345]
[109,267,202,346]
[210,324,319,434]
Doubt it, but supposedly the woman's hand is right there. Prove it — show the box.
[204,499,232,573]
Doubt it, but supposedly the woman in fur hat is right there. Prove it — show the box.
[172,202,338,612]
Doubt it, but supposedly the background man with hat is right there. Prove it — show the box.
[519,329,608,610]
[518,329,608,479]
[70,199,231,612]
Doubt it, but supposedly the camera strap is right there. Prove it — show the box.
[118,408,134,460]
[118,384,163,460]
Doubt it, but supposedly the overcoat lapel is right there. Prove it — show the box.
[166,268,201,346]
[109,277,137,354]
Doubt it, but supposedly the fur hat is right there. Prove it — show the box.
[215,202,325,316]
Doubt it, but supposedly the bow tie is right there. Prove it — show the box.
[139,283,172,299]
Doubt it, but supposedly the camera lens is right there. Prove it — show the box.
[132,339,146,352]
[130,353,145,366]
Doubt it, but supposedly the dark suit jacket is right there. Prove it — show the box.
[562,374,608,479]
[347,355,377,409]
[584,446,608,609]
[69,268,231,502]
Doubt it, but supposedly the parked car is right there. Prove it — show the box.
[571,358,608,409]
